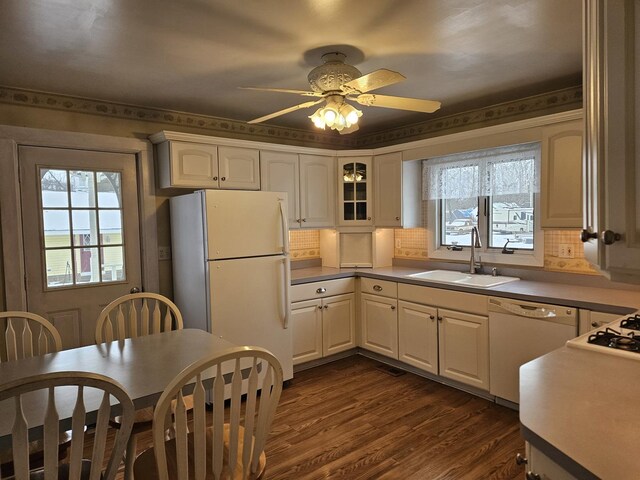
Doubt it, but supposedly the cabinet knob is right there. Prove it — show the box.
[367,216,371,220]
[429,315,435,320]
[316,287,326,294]
[438,316,443,322]
[221,176,226,181]
[213,176,218,181]
[601,229,622,245]
[390,305,396,310]
[515,453,528,465]
[318,305,323,310]
[395,216,400,221]
[302,218,307,222]
[525,472,541,480]
[324,305,328,309]
[591,321,599,328]
[373,285,383,292]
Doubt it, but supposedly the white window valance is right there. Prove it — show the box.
[422,142,541,200]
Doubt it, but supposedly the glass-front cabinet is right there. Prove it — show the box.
[338,156,372,226]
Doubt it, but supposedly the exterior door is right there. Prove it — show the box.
[19,146,143,348]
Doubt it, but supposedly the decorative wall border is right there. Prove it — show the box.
[0,84,581,149]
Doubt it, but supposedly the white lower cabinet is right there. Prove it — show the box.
[438,309,490,390]
[398,301,438,374]
[291,279,355,366]
[360,293,398,359]
[524,441,579,480]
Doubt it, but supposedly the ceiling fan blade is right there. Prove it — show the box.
[340,69,406,94]
[247,99,323,124]
[354,94,441,113]
[239,86,322,97]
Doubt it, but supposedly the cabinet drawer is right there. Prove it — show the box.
[291,278,355,302]
[398,283,487,315]
[360,278,397,298]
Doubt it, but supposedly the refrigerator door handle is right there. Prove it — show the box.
[279,199,290,255]
[282,256,291,329]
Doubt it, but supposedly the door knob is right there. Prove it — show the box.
[580,228,598,242]
[130,287,141,294]
[601,229,622,245]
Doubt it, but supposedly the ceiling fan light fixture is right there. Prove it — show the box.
[340,102,362,126]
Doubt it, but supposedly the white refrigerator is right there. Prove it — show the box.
[170,190,293,380]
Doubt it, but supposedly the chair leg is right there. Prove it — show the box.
[124,433,137,480]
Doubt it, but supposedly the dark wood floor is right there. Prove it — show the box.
[102,355,524,479]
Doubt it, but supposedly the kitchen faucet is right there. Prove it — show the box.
[469,226,482,274]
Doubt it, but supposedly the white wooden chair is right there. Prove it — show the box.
[0,371,135,480]
[133,346,284,480]
[95,293,184,480]
[0,311,62,362]
[95,293,183,344]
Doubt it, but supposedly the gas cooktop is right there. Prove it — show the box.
[567,314,640,360]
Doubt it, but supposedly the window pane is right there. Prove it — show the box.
[343,203,354,220]
[490,193,534,250]
[40,169,68,207]
[343,183,354,201]
[97,172,122,208]
[72,210,99,246]
[99,210,123,245]
[102,246,125,282]
[441,198,478,246]
[343,163,355,181]
[356,202,367,220]
[355,163,367,181]
[43,210,70,248]
[75,247,100,284]
[70,171,96,208]
[45,249,73,287]
[355,182,366,200]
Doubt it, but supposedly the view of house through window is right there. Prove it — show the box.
[40,168,125,288]
[425,142,540,254]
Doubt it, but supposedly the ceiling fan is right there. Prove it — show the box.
[241,52,441,134]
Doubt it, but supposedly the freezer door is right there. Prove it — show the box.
[203,190,288,260]
[208,255,293,380]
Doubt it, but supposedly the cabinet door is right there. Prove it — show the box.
[291,299,323,365]
[217,146,260,190]
[583,1,640,281]
[360,293,398,359]
[374,152,402,227]
[338,156,373,226]
[438,309,489,390]
[398,301,438,374]
[260,151,300,229]
[299,154,335,228]
[527,442,580,480]
[323,293,356,356]
[540,121,583,228]
[166,141,219,188]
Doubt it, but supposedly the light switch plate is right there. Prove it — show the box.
[558,244,574,258]
[395,239,402,249]
[158,246,171,261]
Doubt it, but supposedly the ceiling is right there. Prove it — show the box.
[0,0,583,136]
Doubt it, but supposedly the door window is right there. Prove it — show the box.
[39,168,126,288]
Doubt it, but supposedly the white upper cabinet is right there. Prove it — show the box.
[299,154,336,228]
[260,151,300,229]
[155,139,260,190]
[582,0,640,282]
[338,156,373,226]
[217,146,260,190]
[540,120,583,228]
[374,152,421,228]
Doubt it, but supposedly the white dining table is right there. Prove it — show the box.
[0,329,238,448]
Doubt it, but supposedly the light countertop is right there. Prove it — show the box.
[291,266,640,313]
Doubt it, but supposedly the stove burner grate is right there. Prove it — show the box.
[588,328,640,352]
[620,314,640,331]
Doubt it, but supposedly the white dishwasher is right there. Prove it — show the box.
[488,297,577,405]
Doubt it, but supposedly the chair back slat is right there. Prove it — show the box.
[43,386,60,477]
[141,300,150,336]
[11,396,30,479]
[68,386,87,479]
[95,293,183,343]
[0,372,135,480]
[128,302,138,338]
[1,312,62,362]
[242,357,259,474]
[150,347,283,480]
[22,322,34,358]
[192,374,207,480]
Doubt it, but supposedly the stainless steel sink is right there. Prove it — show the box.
[407,270,520,288]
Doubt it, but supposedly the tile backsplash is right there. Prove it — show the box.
[290,228,597,275]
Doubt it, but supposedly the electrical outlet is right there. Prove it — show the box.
[558,244,574,258]
[158,246,171,261]
[395,238,402,249]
